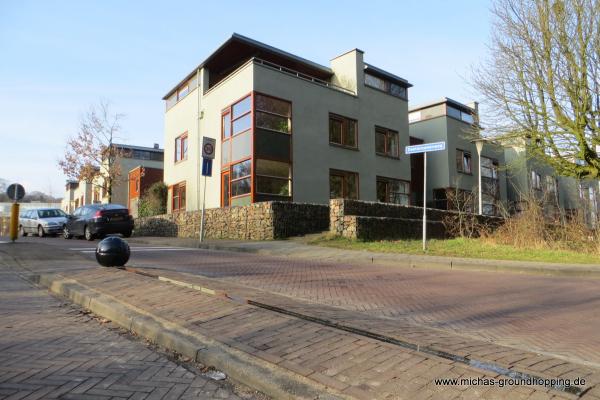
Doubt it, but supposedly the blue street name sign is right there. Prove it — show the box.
[201,158,213,177]
[405,141,446,154]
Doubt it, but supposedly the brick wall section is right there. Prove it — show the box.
[134,201,328,240]
[330,199,503,240]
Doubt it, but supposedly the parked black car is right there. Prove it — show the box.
[63,204,134,241]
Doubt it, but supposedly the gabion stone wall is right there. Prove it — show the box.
[134,201,329,240]
[330,199,503,240]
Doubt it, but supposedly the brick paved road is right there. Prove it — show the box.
[17,237,600,367]
[122,243,600,367]
[0,266,264,400]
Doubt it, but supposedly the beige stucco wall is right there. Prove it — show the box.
[164,63,254,212]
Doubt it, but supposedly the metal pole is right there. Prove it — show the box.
[423,152,427,252]
[199,175,207,243]
[478,151,482,215]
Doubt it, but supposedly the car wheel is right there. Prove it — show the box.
[84,226,94,241]
[122,230,132,238]
[37,225,45,238]
[63,225,73,239]
[20,226,27,237]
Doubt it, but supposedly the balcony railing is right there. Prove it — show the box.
[253,58,356,95]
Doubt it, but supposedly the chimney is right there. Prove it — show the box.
[153,143,159,149]
[467,101,479,115]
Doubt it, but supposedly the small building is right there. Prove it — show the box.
[163,33,413,212]
[408,98,508,216]
[128,166,164,218]
[62,179,96,213]
[98,143,164,207]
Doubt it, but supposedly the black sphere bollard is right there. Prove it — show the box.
[95,236,130,267]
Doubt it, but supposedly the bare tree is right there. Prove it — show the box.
[473,0,600,179]
[58,102,126,203]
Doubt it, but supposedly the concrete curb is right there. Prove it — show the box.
[36,273,351,400]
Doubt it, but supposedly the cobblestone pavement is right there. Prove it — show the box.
[0,266,264,400]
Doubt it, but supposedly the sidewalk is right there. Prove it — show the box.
[129,236,600,278]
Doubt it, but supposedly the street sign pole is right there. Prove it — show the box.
[405,141,445,252]
[200,175,207,243]
[422,152,427,251]
[199,137,216,246]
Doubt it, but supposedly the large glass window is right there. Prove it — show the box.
[232,96,251,135]
[481,157,498,179]
[376,177,410,205]
[329,170,358,199]
[531,171,542,190]
[231,160,251,197]
[364,73,407,99]
[255,94,291,134]
[329,114,357,148]
[456,149,472,174]
[256,159,291,197]
[375,127,399,158]
[175,134,188,162]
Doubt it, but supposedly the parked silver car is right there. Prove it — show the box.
[19,208,69,237]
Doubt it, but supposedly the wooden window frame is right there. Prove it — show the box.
[171,181,186,212]
[375,126,400,159]
[329,169,359,200]
[329,113,358,149]
[255,93,292,135]
[175,133,188,163]
[376,176,410,205]
[456,149,472,175]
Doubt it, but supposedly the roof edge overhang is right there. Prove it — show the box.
[162,33,334,100]
[364,63,412,88]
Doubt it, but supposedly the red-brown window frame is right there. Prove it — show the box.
[174,133,188,163]
[376,176,410,205]
[329,169,359,200]
[375,126,400,158]
[171,181,186,212]
[329,113,358,149]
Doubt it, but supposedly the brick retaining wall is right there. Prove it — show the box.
[331,199,503,240]
[134,201,328,240]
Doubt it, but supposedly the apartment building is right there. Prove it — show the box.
[61,179,95,213]
[62,144,164,213]
[163,33,413,212]
[127,166,164,217]
[98,143,164,206]
[504,144,599,223]
[408,98,508,216]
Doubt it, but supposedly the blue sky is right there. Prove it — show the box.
[0,0,492,196]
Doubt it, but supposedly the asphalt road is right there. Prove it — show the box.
[11,235,600,369]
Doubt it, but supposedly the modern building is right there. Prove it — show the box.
[504,143,599,223]
[127,166,164,218]
[97,143,164,206]
[62,144,164,213]
[62,179,96,213]
[408,98,508,216]
[163,33,413,212]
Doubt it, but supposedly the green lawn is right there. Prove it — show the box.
[309,236,600,265]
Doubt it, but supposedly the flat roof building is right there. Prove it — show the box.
[163,33,413,212]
